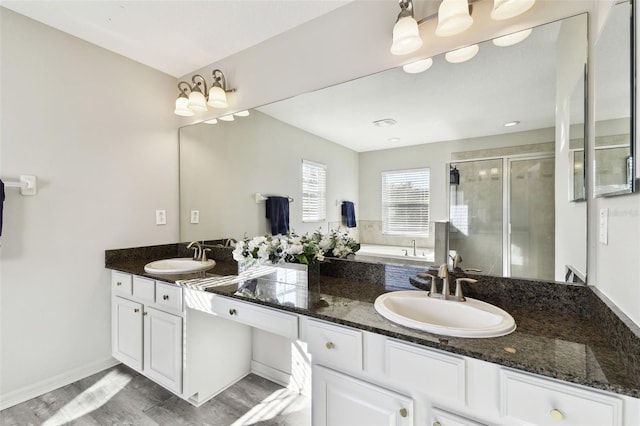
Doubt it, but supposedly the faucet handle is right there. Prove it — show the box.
[454,278,478,301]
[200,248,211,261]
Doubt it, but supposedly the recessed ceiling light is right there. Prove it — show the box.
[373,118,397,127]
[504,120,520,127]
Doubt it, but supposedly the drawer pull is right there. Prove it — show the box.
[325,342,335,350]
[229,308,237,315]
[550,409,564,421]
[134,308,139,313]
[399,408,408,418]
[162,294,169,300]
[116,282,122,286]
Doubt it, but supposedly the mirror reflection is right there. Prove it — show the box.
[180,14,588,284]
[593,0,635,197]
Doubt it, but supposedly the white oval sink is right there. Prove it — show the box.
[374,291,516,338]
[144,258,216,275]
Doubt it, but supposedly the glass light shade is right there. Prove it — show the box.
[435,0,473,37]
[491,0,535,20]
[445,44,479,63]
[204,118,218,124]
[390,16,423,56]
[492,28,532,47]
[174,97,194,116]
[188,90,208,112]
[218,114,235,122]
[402,57,433,74]
[234,110,250,117]
[208,86,228,108]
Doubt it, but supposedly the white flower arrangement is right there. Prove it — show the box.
[232,229,360,267]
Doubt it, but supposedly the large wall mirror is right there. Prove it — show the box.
[180,13,589,284]
[593,0,636,197]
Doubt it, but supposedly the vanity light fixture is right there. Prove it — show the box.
[435,0,474,37]
[492,28,533,46]
[403,57,433,74]
[174,69,235,116]
[390,0,423,55]
[491,0,535,21]
[445,44,479,63]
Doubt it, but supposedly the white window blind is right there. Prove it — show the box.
[382,168,430,236]
[302,159,327,222]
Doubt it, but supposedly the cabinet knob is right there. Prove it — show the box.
[134,308,139,313]
[143,311,148,316]
[399,408,408,418]
[229,308,237,315]
[433,422,441,426]
[162,294,169,300]
[325,342,335,350]
[549,409,564,421]
[116,282,122,286]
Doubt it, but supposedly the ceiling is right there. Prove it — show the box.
[0,0,352,77]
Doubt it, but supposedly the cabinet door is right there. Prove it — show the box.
[313,365,413,426]
[112,296,143,371]
[143,306,183,394]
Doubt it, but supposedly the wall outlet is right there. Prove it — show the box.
[156,210,167,225]
[190,210,200,224]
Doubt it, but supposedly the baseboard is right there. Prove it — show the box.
[0,357,119,411]
[251,360,293,390]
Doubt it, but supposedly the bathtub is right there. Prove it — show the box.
[355,244,434,264]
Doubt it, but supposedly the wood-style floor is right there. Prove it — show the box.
[0,364,311,426]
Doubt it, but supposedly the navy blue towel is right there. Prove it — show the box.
[266,196,290,235]
[341,201,357,228]
[0,179,4,237]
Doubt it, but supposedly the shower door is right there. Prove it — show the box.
[449,155,555,280]
[508,156,555,280]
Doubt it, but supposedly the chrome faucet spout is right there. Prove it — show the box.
[438,264,450,297]
[187,241,202,261]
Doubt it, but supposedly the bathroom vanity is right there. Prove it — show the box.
[106,244,640,425]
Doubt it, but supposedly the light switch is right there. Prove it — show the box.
[190,210,200,224]
[599,208,608,245]
[156,210,167,225]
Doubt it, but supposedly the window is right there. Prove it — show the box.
[381,168,430,236]
[302,159,327,222]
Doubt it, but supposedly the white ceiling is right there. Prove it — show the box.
[0,0,352,77]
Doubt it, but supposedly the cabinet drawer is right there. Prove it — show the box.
[307,319,362,372]
[214,296,298,339]
[112,271,132,296]
[500,369,622,426]
[132,276,155,304]
[431,408,486,426]
[386,339,466,404]
[155,282,183,313]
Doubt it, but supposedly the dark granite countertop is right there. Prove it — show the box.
[105,246,640,399]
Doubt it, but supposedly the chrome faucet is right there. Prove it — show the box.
[224,238,238,247]
[438,264,450,298]
[187,241,202,261]
[419,264,478,302]
[453,278,478,302]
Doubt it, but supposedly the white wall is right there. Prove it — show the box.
[0,8,179,408]
[179,111,359,240]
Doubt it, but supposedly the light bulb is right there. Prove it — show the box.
[188,90,208,112]
[491,0,535,20]
[208,85,228,109]
[174,96,194,116]
[436,0,473,37]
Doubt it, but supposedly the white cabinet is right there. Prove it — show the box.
[313,365,414,426]
[144,306,183,394]
[111,272,183,394]
[111,296,143,371]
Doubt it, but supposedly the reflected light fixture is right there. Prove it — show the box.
[204,118,218,124]
[435,0,474,37]
[234,110,250,117]
[445,44,479,63]
[218,114,235,122]
[390,0,423,56]
[491,0,535,20]
[403,57,433,74]
[174,68,235,116]
[492,28,533,46]
[504,120,520,127]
